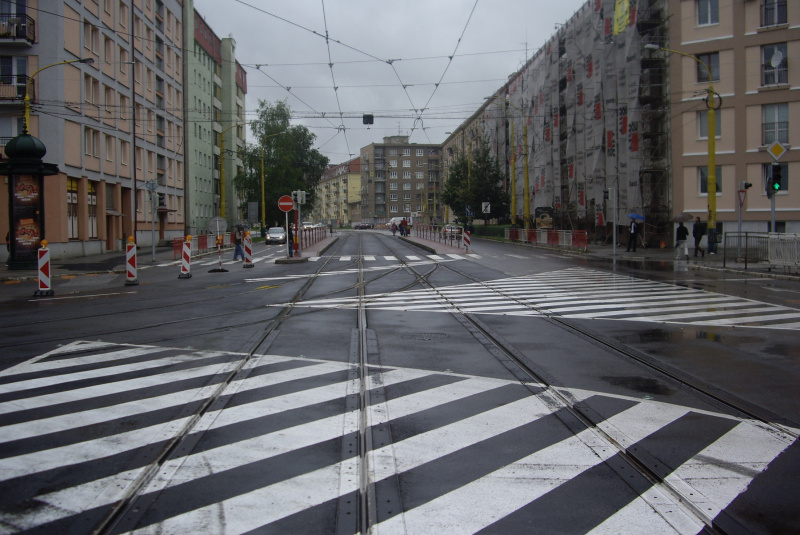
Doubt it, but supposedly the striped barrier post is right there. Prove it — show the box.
[209,234,228,272]
[179,235,192,278]
[34,240,54,296]
[464,230,471,252]
[243,232,254,268]
[125,236,139,286]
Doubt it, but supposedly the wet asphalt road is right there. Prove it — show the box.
[0,231,798,534]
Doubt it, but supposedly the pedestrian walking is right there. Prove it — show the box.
[692,217,705,257]
[391,222,397,236]
[232,225,245,261]
[625,218,638,252]
[675,222,689,260]
[400,218,408,236]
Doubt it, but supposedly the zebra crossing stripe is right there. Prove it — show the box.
[2,343,796,534]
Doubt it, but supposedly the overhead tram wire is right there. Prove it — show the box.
[409,0,480,143]
[320,0,352,158]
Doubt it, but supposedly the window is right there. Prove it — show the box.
[119,47,129,74]
[67,178,78,239]
[119,1,128,28]
[697,0,718,25]
[416,148,424,157]
[104,86,114,115]
[761,0,787,27]
[104,36,113,64]
[389,170,397,179]
[389,159,397,168]
[119,94,129,120]
[417,160,425,167]
[404,204,411,212]
[402,160,411,168]
[697,110,721,139]
[699,165,722,195]
[403,171,411,179]
[416,172,424,179]
[763,103,788,144]
[390,182,398,190]
[84,74,99,105]
[120,140,128,165]
[696,52,719,82]
[764,162,788,192]
[84,22,99,53]
[403,183,411,191]
[389,194,397,201]
[84,127,99,157]
[389,149,397,156]
[104,134,114,161]
[762,43,788,86]
[390,205,398,213]
[403,194,411,201]
[88,182,98,239]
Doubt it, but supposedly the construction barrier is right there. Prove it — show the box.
[768,233,800,272]
[179,235,192,278]
[209,234,228,273]
[125,237,139,286]
[504,228,589,252]
[464,231,471,251]
[34,240,54,296]
[243,232,254,268]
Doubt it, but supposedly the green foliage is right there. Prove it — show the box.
[441,143,509,224]
[233,100,329,225]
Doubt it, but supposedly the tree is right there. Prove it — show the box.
[441,143,509,225]
[233,100,329,225]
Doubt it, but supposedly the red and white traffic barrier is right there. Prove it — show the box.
[34,240,54,296]
[243,232,254,268]
[464,231,471,252]
[179,235,192,278]
[125,237,139,286]
[209,234,228,272]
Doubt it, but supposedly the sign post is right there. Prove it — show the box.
[767,140,786,233]
[278,195,294,258]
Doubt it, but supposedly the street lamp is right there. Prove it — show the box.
[24,58,94,133]
[645,43,719,252]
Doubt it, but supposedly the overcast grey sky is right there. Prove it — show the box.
[192,0,588,165]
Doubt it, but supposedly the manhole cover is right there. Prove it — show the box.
[402,333,448,341]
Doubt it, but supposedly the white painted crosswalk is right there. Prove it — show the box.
[307,253,479,262]
[291,267,800,330]
[0,342,795,533]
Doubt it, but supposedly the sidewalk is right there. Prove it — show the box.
[1,231,797,282]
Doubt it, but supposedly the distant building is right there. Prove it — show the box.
[359,136,442,225]
[182,1,247,235]
[311,157,360,227]
[0,0,185,259]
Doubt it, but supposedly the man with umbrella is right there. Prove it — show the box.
[625,215,642,252]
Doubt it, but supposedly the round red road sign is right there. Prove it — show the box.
[278,195,294,212]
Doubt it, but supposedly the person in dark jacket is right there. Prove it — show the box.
[692,217,705,257]
[625,219,638,252]
[675,222,689,260]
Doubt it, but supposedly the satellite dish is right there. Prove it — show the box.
[770,50,783,69]
[208,216,227,235]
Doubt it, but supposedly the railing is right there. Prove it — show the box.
[413,225,466,248]
[505,228,589,252]
[0,74,29,100]
[0,14,35,43]
[173,233,233,259]
[768,233,800,272]
[298,226,328,251]
[722,232,770,269]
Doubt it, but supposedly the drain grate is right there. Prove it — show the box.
[402,332,448,341]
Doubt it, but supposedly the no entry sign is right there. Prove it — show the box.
[278,195,294,212]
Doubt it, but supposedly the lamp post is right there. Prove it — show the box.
[24,58,94,133]
[645,44,718,252]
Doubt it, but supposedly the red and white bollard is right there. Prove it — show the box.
[209,234,228,272]
[34,240,54,296]
[464,230,471,252]
[125,237,139,286]
[178,235,192,278]
[243,232,254,268]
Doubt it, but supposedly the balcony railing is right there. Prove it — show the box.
[0,74,28,101]
[0,14,35,43]
[762,64,788,86]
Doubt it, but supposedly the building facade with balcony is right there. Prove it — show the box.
[0,0,185,259]
[311,157,360,227]
[667,0,799,234]
[182,1,247,235]
[359,136,441,226]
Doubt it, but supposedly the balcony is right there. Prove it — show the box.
[0,74,28,102]
[0,14,35,45]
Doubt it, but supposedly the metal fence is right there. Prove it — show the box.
[722,232,800,272]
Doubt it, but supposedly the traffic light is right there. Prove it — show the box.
[743,182,753,190]
[603,189,609,200]
[772,164,782,192]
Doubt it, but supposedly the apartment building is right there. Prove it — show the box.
[311,157,360,227]
[0,0,185,260]
[667,0,799,234]
[359,136,442,226]
[182,1,247,235]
